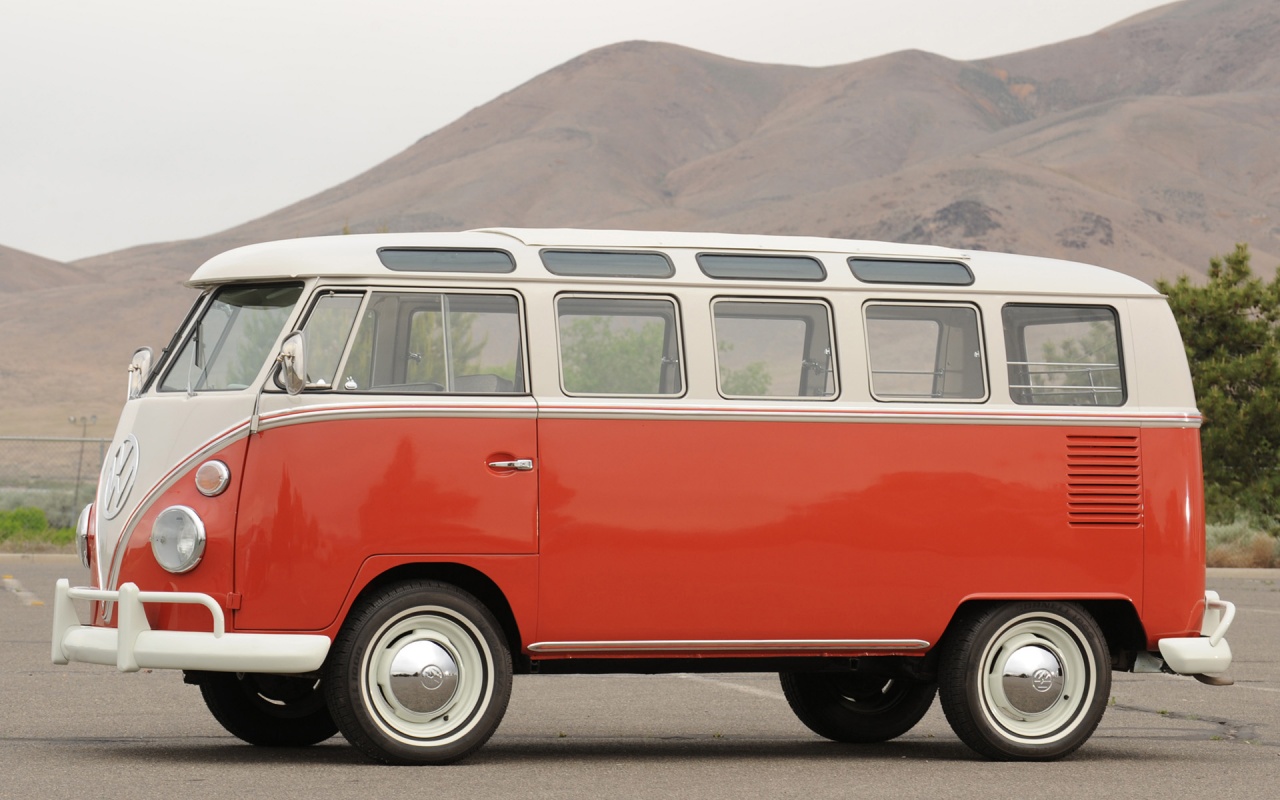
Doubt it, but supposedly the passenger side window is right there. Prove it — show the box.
[556,296,684,396]
[341,292,525,394]
[712,300,836,398]
[1002,305,1124,406]
[864,303,987,401]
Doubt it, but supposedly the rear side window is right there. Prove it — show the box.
[556,296,684,396]
[1002,305,1124,406]
[864,303,987,401]
[712,300,836,399]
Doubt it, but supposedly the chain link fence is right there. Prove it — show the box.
[0,437,112,527]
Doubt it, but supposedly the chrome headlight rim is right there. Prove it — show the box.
[150,505,206,574]
[75,503,92,569]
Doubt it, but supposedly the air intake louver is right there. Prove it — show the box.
[1067,434,1142,527]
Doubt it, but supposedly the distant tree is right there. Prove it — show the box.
[560,316,668,394]
[717,339,772,396]
[1157,244,1280,523]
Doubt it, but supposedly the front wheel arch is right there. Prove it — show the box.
[344,562,525,670]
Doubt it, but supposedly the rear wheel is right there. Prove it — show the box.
[780,672,936,743]
[938,602,1110,761]
[324,580,512,765]
[198,672,337,746]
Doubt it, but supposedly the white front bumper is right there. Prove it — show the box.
[51,579,329,674]
[1157,590,1235,676]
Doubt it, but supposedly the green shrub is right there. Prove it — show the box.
[0,506,73,550]
[0,507,49,539]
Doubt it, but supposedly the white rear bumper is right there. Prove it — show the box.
[1157,590,1235,676]
[51,579,329,674]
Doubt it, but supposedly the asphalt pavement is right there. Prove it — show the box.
[3,555,1276,799]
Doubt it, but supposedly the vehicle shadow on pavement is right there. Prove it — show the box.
[57,734,1188,767]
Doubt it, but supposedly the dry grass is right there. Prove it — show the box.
[0,539,74,554]
[1206,518,1280,568]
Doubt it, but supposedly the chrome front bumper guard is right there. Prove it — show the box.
[1156,590,1235,676]
[51,579,329,674]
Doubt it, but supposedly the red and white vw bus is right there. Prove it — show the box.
[53,228,1234,764]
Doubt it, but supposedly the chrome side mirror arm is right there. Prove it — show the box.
[251,332,306,434]
[126,347,153,401]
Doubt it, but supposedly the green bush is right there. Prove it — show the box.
[0,506,73,549]
[0,507,49,539]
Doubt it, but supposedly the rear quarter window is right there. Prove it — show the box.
[1002,305,1125,406]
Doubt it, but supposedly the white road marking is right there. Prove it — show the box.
[677,673,786,701]
[2,574,44,606]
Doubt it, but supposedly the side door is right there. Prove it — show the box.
[235,287,538,631]
[535,292,860,647]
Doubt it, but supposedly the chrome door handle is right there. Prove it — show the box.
[488,459,534,471]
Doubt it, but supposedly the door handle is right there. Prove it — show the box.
[488,458,534,471]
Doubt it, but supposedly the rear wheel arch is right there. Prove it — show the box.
[1078,599,1146,665]
[941,598,1144,669]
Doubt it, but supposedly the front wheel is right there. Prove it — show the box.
[938,602,1110,761]
[780,672,936,743]
[324,580,512,765]
[198,672,338,746]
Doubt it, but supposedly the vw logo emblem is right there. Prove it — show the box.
[102,435,140,520]
[1031,668,1056,693]
[420,665,445,691]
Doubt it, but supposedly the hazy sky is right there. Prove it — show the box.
[0,0,1173,263]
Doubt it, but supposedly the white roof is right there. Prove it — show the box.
[187,228,1160,298]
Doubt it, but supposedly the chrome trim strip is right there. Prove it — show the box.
[256,401,538,429]
[254,400,1199,429]
[526,639,931,654]
[535,404,1200,428]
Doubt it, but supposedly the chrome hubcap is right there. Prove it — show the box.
[1001,644,1065,714]
[389,640,460,714]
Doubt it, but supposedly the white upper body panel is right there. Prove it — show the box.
[188,228,1161,300]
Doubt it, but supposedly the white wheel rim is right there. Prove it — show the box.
[976,612,1096,744]
[360,604,494,747]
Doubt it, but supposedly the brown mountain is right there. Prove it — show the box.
[3,0,1278,434]
[0,245,93,294]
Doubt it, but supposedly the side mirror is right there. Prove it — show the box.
[127,347,153,400]
[276,332,307,396]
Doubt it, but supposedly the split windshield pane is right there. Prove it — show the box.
[158,283,303,393]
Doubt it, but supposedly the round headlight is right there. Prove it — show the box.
[150,506,206,574]
[194,460,230,497]
[75,504,92,569]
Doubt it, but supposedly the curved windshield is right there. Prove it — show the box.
[158,283,303,393]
